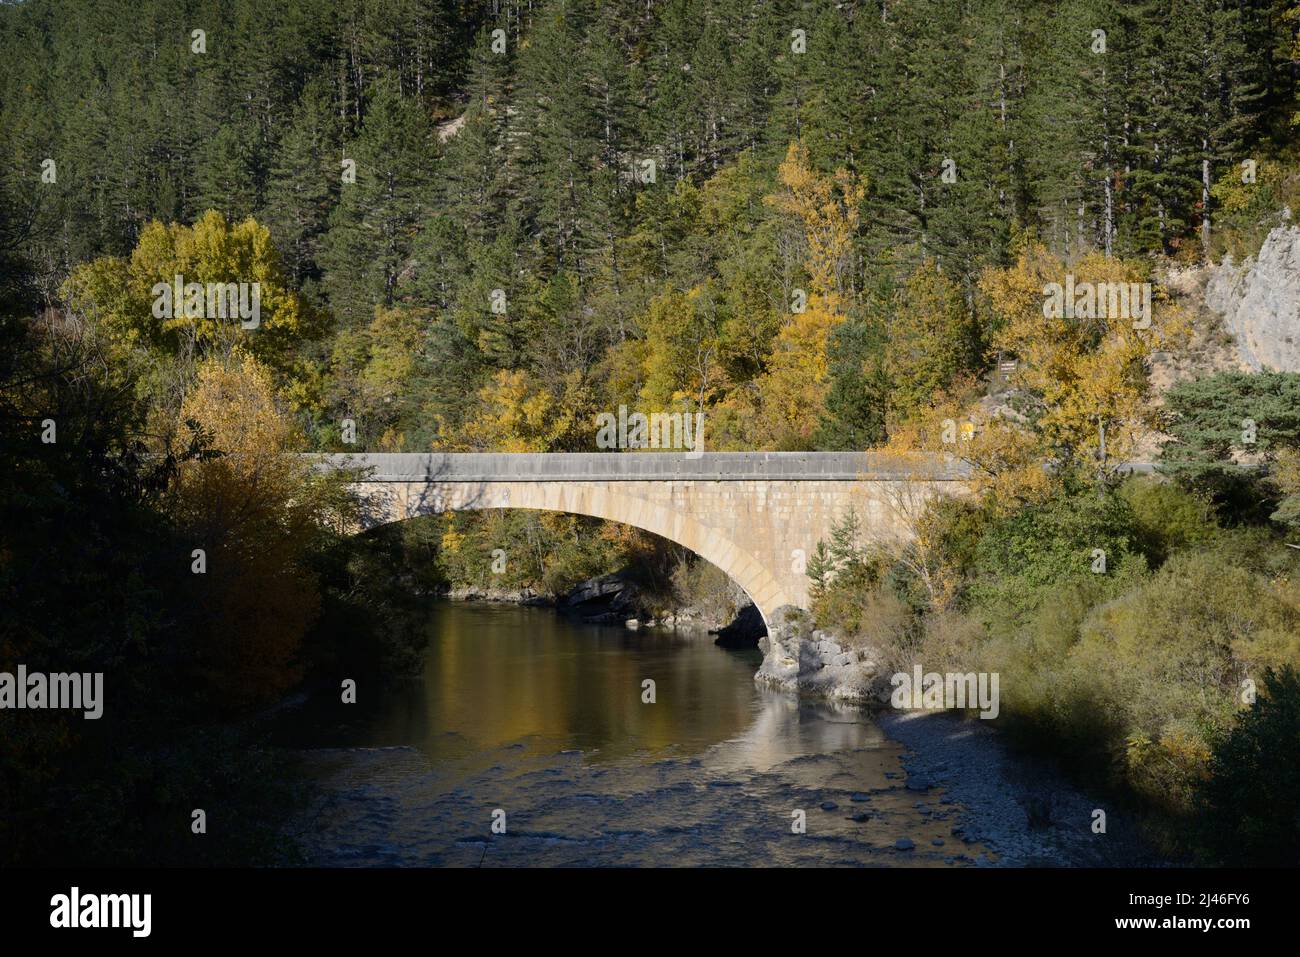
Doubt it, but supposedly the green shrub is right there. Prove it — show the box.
[670,556,741,623]
[806,458,1300,862]
[1051,552,1300,809]
[1073,553,1295,723]
[969,487,1147,627]
[1118,476,1218,567]
[918,496,993,595]
[1203,525,1300,582]
[1197,667,1300,866]
[813,573,912,650]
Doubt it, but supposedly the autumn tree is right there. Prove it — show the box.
[885,259,983,425]
[326,305,428,450]
[61,211,327,409]
[747,142,864,448]
[168,354,348,707]
[980,242,1189,480]
[452,367,595,453]
[638,285,726,412]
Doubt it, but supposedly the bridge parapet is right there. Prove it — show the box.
[310,451,971,483]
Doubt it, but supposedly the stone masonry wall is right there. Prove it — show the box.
[352,476,965,625]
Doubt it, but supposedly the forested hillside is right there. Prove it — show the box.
[4,0,1293,452]
[4,0,1300,867]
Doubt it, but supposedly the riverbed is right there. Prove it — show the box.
[272,601,1148,867]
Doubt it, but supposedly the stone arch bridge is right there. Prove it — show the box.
[312,452,971,629]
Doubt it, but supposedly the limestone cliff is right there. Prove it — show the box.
[1203,222,1300,373]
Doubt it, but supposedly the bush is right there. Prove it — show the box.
[916,496,993,599]
[1076,553,1294,720]
[1125,722,1214,818]
[1118,476,1218,567]
[1197,667,1300,866]
[912,610,985,675]
[670,556,742,624]
[805,443,1300,861]
[812,575,915,658]
[1203,525,1300,582]
[1055,551,1300,810]
[969,487,1148,627]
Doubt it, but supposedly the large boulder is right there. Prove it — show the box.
[561,572,629,608]
[558,572,643,624]
[754,606,883,703]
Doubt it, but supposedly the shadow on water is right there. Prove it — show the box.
[274,601,995,867]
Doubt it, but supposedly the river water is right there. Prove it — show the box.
[273,601,999,867]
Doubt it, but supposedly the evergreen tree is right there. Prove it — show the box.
[510,0,605,275]
[262,79,341,285]
[320,80,436,328]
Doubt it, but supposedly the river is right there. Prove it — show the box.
[272,601,1134,867]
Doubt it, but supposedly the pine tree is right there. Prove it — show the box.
[828,506,863,568]
[262,79,341,285]
[510,0,604,275]
[319,80,436,328]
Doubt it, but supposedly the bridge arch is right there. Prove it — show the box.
[461,482,787,629]
[321,452,972,631]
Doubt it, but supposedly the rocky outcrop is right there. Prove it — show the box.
[445,569,767,640]
[561,572,630,608]
[1205,223,1300,372]
[559,572,642,624]
[754,606,883,703]
[562,572,765,641]
[446,584,552,605]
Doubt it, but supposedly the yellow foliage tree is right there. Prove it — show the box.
[743,143,865,447]
[329,305,427,450]
[885,260,982,425]
[63,210,327,410]
[454,368,594,452]
[638,285,725,410]
[765,142,864,310]
[979,242,1190,480]
[882,390,1055,514]
[883,243,1188,511]
[169,354,341,707]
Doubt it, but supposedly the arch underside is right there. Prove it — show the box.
[356,480,794,629]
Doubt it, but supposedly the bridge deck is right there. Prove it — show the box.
[311,451,972,482]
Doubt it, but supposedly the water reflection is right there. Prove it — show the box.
[281,602,766,762]
[277,602,991,867]
[708,690,889,773]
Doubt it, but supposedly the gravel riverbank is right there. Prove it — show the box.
[879,710,1168,867]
